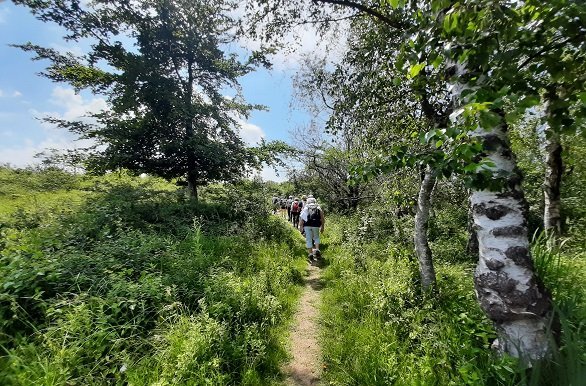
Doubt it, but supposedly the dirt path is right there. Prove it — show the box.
[283,263,324,385]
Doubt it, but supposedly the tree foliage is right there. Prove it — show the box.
[14,0,274,197]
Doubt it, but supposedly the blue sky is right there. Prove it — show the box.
[0,2,334,181]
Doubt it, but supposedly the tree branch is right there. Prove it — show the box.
[312,0,407,30]
[517,36,575,72]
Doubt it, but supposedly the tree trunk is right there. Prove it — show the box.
[543,133,562,235]
[543,87,563,235]
[470,119,553,364]
[185,58,197,201]
[187,174,198,201]
[414,166,437,291]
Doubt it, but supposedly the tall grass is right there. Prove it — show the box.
[0,169,306,385]
[319,216,586,385]
[527,233,586,385]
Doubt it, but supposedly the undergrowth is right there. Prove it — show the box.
[319,215,586,385]
[0,168,306,385]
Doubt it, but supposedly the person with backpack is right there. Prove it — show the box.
[290,197,302,228]
[299,197,325,262]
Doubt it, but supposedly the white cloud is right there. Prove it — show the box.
[50,42,85,57]
[237,22,348,71]
[238,120,265,145]
[260,166,286,182]
[250,165,287,183]
[49,86,108,121]
[0,89,23,98]
[0,87,108,167]
[0,5,9,24]
[0,136,94,168]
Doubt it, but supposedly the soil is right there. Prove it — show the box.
[283,263,324,385]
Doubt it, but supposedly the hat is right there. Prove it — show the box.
[301,195,307,200]
[289,196,293,199]
[294,197,299,201]
[307,197,317,204]
[308,194,314,198]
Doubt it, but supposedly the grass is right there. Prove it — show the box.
[318,216,586,386]
[0,168,308,385]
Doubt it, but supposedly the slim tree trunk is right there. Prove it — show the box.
[414,166,437,291]
[470,118,553,364]
[543,133,562,235]
[184,58,197,201]
[543,87,564,235]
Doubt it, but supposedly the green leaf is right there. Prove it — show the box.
[424,129,437,143]
[408,62,426,78]
[479,111,501,128]
[431,55,444,69]
[518,95,540,109]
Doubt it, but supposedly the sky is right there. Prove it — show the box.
[0,1,339,181]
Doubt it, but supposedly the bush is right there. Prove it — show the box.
[0,173,306,385]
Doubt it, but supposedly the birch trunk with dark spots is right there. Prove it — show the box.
[470,120,553,363]
[414,166,437,291]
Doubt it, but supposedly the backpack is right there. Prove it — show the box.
[291,201,300,213]
[305,206,321,227]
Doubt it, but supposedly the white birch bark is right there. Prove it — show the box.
[414,166,437,291]
[470,121,553,364]
[543,89,563,235]
[543,132,562,234]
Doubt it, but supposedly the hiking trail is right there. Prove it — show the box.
[283,263,324,385]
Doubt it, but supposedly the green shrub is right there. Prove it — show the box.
[0,173,306,384]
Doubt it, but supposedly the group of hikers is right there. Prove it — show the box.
[272,194,325,263]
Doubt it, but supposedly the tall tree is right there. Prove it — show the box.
[292,58,383,212]
[15,0,267,199]
[300,17,456,291]
[506,1,586,236]
[244,0,586,362]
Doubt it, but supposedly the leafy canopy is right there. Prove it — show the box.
[14,0,276,188]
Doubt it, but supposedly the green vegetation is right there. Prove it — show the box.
[0,167,306,385]
[319,211,585,385]
[5,1,586,384]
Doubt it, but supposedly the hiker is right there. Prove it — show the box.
[299,197,325,262]
[299,195,307,234]
[272,194,280,214]
[286,195,293,222]
[290,197,302,228]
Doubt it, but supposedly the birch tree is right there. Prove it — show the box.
[244,0,586,362]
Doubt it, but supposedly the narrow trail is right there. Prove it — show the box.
[283,263,324,385]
